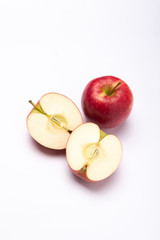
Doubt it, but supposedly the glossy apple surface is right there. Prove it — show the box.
[81,76,133,128]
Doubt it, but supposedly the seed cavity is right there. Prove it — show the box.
[50,114,68,129]
[83,143,99,160]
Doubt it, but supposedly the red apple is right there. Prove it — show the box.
[81,76,133,128]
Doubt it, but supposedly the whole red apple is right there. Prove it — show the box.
[81,76,133,128]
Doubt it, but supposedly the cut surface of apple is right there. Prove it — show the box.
[66,123,122,182]
[27,93,83,149]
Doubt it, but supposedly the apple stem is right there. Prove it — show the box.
[28,100,48,116]
[108,82,121,96]
[28,100,37,109]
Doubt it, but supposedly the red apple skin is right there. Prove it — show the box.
[70,166,94,182]
[81,76,133,128]
[67,162,121,183]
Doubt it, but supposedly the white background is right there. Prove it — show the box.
[0,0,160,239]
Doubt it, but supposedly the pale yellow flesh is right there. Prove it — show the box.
[40,93,82,130]
[87,135,122,181]
[67,123,100,170]
[27,93,83,149]
[67,123,123,181]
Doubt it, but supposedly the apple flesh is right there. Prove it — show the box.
[66,122,122,182]
[81,76,133,128]
[27,93,83,149]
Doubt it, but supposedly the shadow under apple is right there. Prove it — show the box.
[27,134,66,157]
[67,166,122,192]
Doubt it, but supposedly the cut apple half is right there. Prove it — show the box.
[27,93,83,149]
[66,123,122,182]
